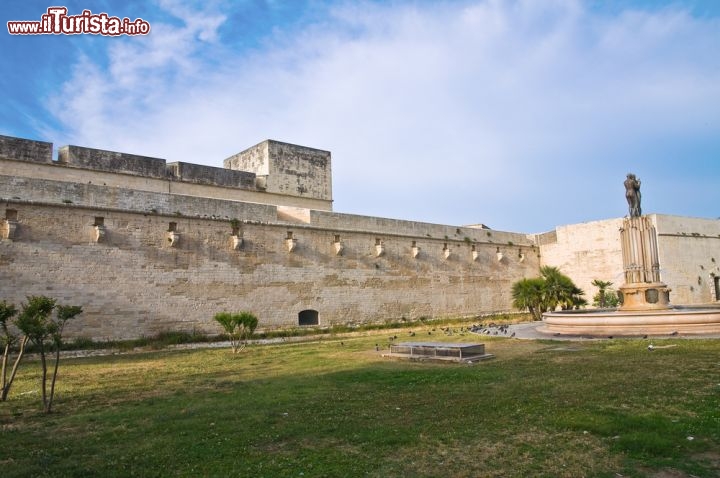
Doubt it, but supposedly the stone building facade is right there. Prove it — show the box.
[0,134,718,340]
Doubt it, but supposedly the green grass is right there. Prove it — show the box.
[1,333,718,477]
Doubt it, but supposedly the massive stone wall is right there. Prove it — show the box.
[653,215,720,304]
[537,218,625,302]
[0,201,538,340]
[2,133,718,342]
[537,215,720,307]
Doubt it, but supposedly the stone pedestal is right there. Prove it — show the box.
[619,282,671,311]
[618,216,671,311]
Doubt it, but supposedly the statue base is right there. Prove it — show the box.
[619,282,671,311]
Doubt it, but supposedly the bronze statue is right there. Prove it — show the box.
[624,173,641,217]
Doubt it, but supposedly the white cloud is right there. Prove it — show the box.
[43,0,720,232]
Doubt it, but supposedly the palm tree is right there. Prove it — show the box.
[512,267,586,318]
[591,279,613,308]
[511,277,545,320]
[540,266,585,311]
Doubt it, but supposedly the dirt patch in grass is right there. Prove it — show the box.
[374,429,623,478]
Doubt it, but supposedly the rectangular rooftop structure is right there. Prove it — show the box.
[224,139,332,203]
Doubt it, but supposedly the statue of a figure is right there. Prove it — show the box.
[624,173,642,217]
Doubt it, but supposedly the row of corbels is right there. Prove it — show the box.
[88,222,526,262]
[285,234,526,262]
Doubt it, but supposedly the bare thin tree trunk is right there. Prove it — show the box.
[47,346,61,413]
[1,336,28,401]
[39,342,48,412]
[1,343,8,396]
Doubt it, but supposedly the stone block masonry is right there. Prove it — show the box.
[0,134,536,340]
[58,145,168,178]
[1,133,717,340]
[224,140,332,201]
[537,215,720,307]
[0,134,53,163]
[0,201,538,340]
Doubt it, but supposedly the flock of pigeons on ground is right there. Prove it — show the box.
[384,323,516,345]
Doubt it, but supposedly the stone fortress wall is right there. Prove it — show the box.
[535,216,720,306]
[1,134,718,340]
[0,134,538,340]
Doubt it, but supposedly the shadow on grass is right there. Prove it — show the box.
[1,338,718,477]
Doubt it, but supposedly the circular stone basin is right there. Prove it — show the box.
[540,305,720,336]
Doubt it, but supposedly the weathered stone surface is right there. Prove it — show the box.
[166,162,256,188]
[0,134,53,163]
[58,145,168,178]
[537,215,720,307]
[224,140,332,201]
[0,134,717,341]
[0,175,277,222]
[0,202,537,340]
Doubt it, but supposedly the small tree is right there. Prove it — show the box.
[592,279,620,308]
[0,300,27,401]
[235,312,258,352]
[214,311,258,353]
[15,296,56,411]
[540,266,586,311]
[214,312,239,352]
[15,296,81,413]
[511,267,586,318]
[48,305,83,412]
[511,278,545,321]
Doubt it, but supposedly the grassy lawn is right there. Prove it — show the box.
[1,330,718,477]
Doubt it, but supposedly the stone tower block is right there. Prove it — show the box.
[223,140,332,203]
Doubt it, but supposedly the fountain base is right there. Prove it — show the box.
[541,305,720,336]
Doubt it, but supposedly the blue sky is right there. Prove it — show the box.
[1,0,719,233]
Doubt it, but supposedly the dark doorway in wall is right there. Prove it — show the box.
[715,276,720,301]
[298,309,319,326]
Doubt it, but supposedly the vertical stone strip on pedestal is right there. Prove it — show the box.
[619,216,671,310]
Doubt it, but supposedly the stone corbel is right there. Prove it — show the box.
[255,176,268,191]
[2,220,17,240]
[231,234,243,250]
[93,225,106,243]
[167,231,181,248]
[375,242,385,257]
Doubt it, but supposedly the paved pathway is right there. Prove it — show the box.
[504,321,720,341]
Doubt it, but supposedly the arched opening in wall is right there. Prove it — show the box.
[298,309,319,326]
